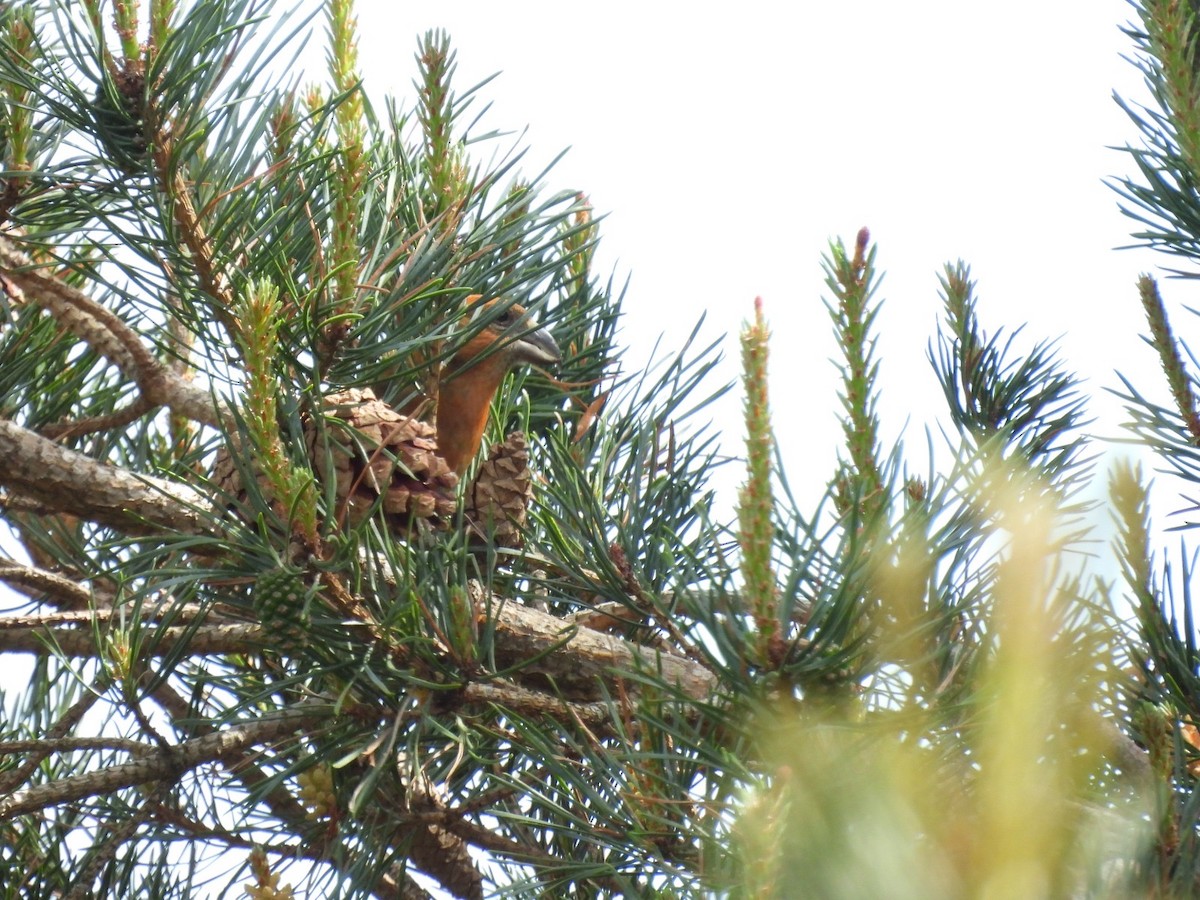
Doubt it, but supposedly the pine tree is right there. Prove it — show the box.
[0,1,1189,898]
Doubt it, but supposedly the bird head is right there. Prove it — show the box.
[435,296,560,475]
[446,297,561,376]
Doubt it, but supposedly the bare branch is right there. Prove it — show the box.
[474,582,718,702]
[40,394,156,441]
[0,558,97,608]
[458,681,614,728]
[0,704,326,821]
[0,420,212,534]
[0,736,156,757]
[0,605,212,630]
[0,621,262,657]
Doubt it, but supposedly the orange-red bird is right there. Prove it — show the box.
[434,300,560,475]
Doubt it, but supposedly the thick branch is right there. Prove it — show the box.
[0,420,211,534]
[1,564,717,717]
[473,582,718,702]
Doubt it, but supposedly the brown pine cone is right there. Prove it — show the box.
[310,388,459,528]
[213,388,459,532]
[465,431,533,548]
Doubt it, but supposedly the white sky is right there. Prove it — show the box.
[337,0,1173,511]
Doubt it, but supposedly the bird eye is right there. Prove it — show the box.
[494,308,515,326]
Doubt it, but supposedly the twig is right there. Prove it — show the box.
[0,604,211,630]
[0,233,231,429]
[64,784,161,900]
[0,671,113,794]
[148,684,420,900]
[151,139,239,343]
[148,683,311,827]
[0,737,154,756]
[0,704,325,820]
[40,395,156,441]
[443,813,628,895]
[0,621,263,657]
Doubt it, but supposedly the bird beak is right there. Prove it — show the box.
[512,324,561,368]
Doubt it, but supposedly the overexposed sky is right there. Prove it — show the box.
[336,1,1170,509]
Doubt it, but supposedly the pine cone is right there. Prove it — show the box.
[465,431,532,548]
[311,388,459,528]
[93,60,149,174]
[213,388,459,532]
[253,566,309,653]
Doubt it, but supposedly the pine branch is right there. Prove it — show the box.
[932,260,1089,486]
[0,233,230,430]
[0,620,262,657]
[0,704,325,821]
[236,278,319,543]
[0,736,157,756]
[325,0,366,337]
[469,580,717,702]
[0,563,714,714]
[826,226,885,515]
[0,7,36,218]
[0,558,99,609]
[458,682,614,729]
[0,670,113,795]
[1144,0,1200,184]
[0,420,210,534]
